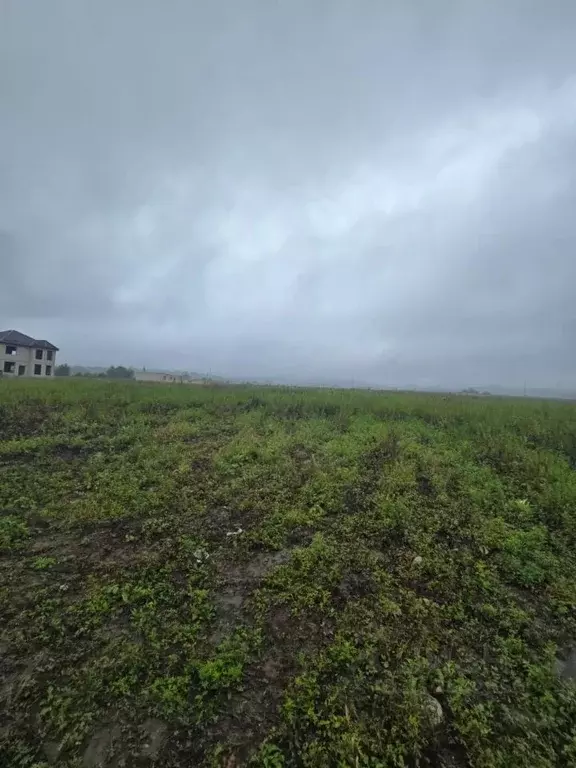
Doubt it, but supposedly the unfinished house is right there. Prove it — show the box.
[0,330,59,378]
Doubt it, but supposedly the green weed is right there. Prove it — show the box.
[1,378,576,766]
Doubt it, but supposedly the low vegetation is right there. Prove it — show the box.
[1,379,576,767]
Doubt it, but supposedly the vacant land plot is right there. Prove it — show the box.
[1,380,576,767]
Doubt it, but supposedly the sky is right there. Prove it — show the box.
[1,1,576,389]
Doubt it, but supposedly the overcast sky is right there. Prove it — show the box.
[2,1,576,388]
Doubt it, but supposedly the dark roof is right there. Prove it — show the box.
[0,330,59,351]
[34,339,59,350]
[0,330,36,346]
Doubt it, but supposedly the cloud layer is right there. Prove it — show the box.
[2,1,576,388]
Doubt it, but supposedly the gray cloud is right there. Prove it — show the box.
[2,1,576,388]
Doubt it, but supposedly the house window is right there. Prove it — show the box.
[5,345,17,355]
[3,361,15,373]
[45,366,52,376]
[47,350,53,361]
[18,365,26,376]
[34,364,42,375]
[35,349,43,360]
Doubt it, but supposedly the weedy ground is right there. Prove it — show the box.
[1,380,576,767]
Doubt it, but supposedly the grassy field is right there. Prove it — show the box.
[1,379,576,767]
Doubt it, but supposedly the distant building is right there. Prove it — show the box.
[134,370,203,384]
[0,330,59,378]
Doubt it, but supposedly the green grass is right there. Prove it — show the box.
[1,378,576,767]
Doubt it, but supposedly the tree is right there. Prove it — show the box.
[55,364,71,377]
[73,371,105,378]
[106,366,134,379]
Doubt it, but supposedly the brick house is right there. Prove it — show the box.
[0,330,59,378]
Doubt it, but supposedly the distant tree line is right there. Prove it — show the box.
[55,365,134,379]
